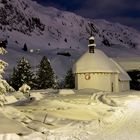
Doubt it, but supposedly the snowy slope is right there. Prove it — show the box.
[0,0,140,78]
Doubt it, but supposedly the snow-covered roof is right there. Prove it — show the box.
[89,36,95,40]
[73,49,131,81]
[88,44,96,47]
[73,49,119,73]
[110,59,131,81]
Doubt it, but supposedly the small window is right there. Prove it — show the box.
[89,40,94,45]
[89,46,94,53]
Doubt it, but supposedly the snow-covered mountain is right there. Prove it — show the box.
[0,0,140,78]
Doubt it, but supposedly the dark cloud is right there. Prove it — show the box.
[35,0,140,31]
[75,0,140,18]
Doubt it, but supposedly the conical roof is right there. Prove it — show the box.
[73,49,119,73]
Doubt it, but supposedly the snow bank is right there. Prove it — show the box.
[5,95,18,104]
[58,89,75,95]
[23,132,45,140]
[0,134,21,140]
[30,92,44,101]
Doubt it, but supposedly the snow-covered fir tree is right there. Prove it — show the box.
[64,69,75,89]
[0,48,14,106]
[9,57,34,90]
[36,56,55,89]
[22,43,28,52]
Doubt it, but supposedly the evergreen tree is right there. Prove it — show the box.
[22,43,28,52]
[36,56,55,89]
[9,57,34,90]
[0,39,7,49]
[64,69,75,89]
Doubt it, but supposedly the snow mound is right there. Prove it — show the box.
[19,84,31,94]
[0,134,20,140]
[58,89,75,95]
[30,92,44,100]
[5,95,18,104]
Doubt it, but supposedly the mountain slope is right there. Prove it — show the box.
[0,0,140,78]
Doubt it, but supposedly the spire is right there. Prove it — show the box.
[88,36,96,53]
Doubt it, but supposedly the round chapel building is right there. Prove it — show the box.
[73,36,131,92]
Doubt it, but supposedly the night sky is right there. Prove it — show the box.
[35,0,140,31]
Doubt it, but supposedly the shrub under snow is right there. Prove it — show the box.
[18,83,31,93]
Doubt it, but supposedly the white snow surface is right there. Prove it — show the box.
[0,90,140,140]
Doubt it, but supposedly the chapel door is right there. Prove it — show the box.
[111,82,114,92]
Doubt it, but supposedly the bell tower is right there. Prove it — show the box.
[88,36,96,53]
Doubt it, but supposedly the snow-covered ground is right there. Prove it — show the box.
[1,89,140,140]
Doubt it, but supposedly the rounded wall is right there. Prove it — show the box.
[75,73,117,92]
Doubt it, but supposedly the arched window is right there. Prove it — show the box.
[89,46,94,53]
[89,39,94,45]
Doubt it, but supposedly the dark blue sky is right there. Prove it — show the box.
[35,0,140,31]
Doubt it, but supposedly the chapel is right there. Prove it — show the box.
[73,36,131,92]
